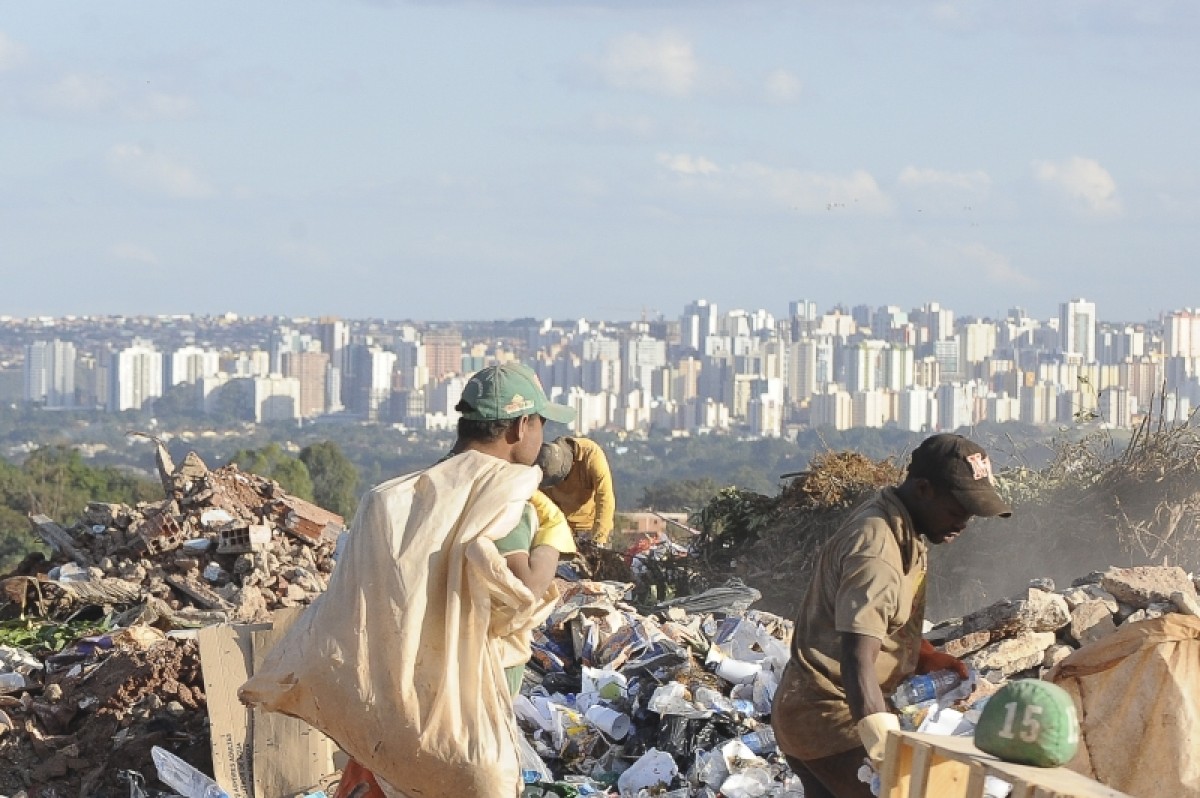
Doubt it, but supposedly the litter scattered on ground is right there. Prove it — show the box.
[0,439,1197,796]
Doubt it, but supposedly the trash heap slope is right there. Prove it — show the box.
[692,424,1200,622]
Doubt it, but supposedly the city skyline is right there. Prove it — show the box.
[3,1,1199,321]
[13,297,1200,439]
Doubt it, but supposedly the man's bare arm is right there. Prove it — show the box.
[504,545,560,598]
[840,632,888,721]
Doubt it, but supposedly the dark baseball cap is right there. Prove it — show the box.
[908,433,1012,518]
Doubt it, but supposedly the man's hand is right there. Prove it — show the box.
[856,712,900,766]
[917,638,968,679]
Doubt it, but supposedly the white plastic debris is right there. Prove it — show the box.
[617,748,678,795]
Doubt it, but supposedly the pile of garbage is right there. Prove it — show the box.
[0,435,1197,796]
[0,446,343,796]
[9,443,343,630]
[498,563,1200,797]
[514,576,803,796]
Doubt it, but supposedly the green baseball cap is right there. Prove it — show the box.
[458,363,576,424]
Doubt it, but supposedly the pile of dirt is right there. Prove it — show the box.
[0,632,208,797]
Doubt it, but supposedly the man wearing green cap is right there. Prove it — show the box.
[325,362,578,798]
[450,362,579,692]
[772,433,1011,798]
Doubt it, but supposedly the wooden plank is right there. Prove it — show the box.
[887,733,1134,798]
[926,750,972,797]
[880,731,904,796]
[965,764,987,798]
[1008,781,1033,798]
[908,741,933,798]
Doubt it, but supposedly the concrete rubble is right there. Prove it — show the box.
[15,442,342,630]
[0,446,1197,795]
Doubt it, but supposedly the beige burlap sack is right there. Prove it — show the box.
[240,451,555,798]
[1049,613,1200,797]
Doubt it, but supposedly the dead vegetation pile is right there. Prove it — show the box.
[696,419,1200,620]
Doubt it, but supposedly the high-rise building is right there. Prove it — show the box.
[787,338,817,404]
[252,375,302,423]
[167,346,221,386]
[1059,298,1097,363]
[626,335,667,390]
[317,317,349,373]
[281,351,330,417]
[344,346,397,420]
[847,340,887,393]
[24,339,76,407]
[681,299,718,351]
[1164,309,1200,358]
[423,329,463,380]
[109,340,163,411]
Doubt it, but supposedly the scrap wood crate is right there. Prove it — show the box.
[879,731,1133,798]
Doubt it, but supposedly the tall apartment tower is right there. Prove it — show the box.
[681,299,718,352]
[109,339,163,411]
[317,318,349,373]
[24,339,76,407]
[1059,298,1097,363]
[281,351,330,417]
[167,346,221,386]
[1164,309,1200,357]
[423,329,463,381]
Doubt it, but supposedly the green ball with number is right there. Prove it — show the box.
[974,680,1080,767]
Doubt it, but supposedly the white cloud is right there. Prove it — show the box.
[110,242,160,266]
[106,144,215,199]
[39,73,117,114]
[657,152,719,175]
[0,31,27,72]
[657,153,891,214]
[30,71,195,120]
[741,163,891,213]
[1033,156,1121,215]
[950,241,1037,287]
[764,68,802,104]
[591,31,698,97]
[898,166,991,192]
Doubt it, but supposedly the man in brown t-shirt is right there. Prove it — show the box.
[772,434,1011,798]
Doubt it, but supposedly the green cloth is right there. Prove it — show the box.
[505,664,525,696]
[495,503,535,555]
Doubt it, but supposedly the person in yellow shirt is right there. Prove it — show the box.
[537,436,616,546]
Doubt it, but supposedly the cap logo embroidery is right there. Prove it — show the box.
[503,394,535,414]
[966,452,992,481]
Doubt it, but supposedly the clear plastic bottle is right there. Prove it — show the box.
[0,672,25,694]
[891,669,963,709]
[151,746,229,798]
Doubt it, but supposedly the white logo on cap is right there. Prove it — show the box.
[503,394,535,414]
[966,452,993,481]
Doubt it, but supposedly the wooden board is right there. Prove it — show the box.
[880,731,1135,798]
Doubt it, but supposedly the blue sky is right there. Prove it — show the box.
[2,1,1198,323]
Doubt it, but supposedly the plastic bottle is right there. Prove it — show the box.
[151,746,229,798]
[740,725,777,755]
[0,672,25,694]
[891,669,963,709]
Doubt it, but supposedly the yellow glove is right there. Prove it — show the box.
[857,712,900,766]
[530,491,577,555]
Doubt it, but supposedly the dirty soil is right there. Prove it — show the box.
[0,638,209,797]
